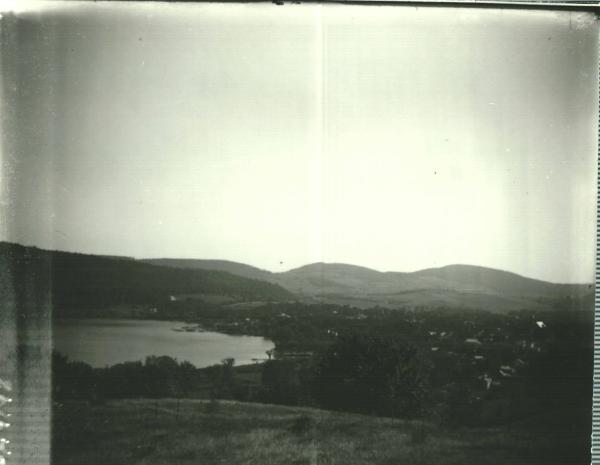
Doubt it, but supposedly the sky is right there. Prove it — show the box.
[2,3,598,283]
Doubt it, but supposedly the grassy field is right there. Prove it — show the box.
[52,399,590,465]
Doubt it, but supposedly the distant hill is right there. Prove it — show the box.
[143,258,273,281]
[0,242,293,315]
[1,242,591,314]
[412,264,585,297]
[149,259,592,313]
[273,262,591,312]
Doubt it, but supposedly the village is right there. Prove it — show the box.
[138,297,590,423]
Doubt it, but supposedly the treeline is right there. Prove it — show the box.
[53,330,592,427]
[163,300,594,354]
[52,335,431,419]
[0,242,293,314]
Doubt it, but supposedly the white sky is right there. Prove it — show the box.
[3,3,598,283]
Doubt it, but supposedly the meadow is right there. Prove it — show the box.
[52,398,590,465]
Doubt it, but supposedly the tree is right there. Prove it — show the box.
[208,358,236,399]
[312,334,430,417]
[261,359,309,405]
[52,351,96,401]
[144,355,180,397]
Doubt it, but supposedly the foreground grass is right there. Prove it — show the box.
[52,399,589,465]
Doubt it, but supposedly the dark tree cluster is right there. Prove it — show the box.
[53,352,205,401]
[1,242,292,316]
[52,302,593,434]
[312,334,430,417]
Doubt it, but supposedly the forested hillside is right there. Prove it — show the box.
[0,243,293,315]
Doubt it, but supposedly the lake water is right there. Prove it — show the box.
[53,319,274,368]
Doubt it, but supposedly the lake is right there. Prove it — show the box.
[53,319,274,368]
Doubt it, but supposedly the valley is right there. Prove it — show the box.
[2,242,593,464]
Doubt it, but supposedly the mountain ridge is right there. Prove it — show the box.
[143,258,591,287]
[0,242,293,315]
[143,258,274,281]
[1,241,592,313]
[141,256,591,312]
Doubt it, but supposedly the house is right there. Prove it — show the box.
[499,365,515,377]
[481,373,493,390]
[0,438,9,453]
[529,342,541,352]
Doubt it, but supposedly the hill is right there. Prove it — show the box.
[2,242,591,314]
[0,242,293,315]
[52,398,591,465]
[153,259,592,312]
[276,263,591,312]
[412,264,586,297]
[143,258,273,281]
